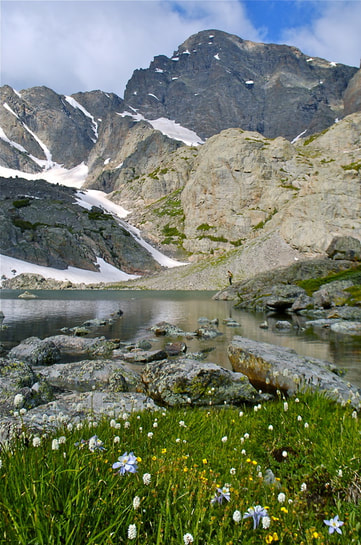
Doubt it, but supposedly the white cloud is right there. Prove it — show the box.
[1,0,261,95]
[280,1,361,67]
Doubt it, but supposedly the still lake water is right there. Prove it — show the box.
[1,290,360,387]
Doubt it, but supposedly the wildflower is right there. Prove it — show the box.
[283,402,288,412]
[109,419,117,428]
[153,422,158,428]
[67,423,73,432]
[323,515,344,534]
[233,510,242,523]
[244,432,250,439]
[127,524,137,540]
[143,473,151,485]
[300,482,307,492]
[0,459,2,469]
[203,459,208,465]
[183,533,194,544]
[32,436,41,447]
[221,436,228,443]
[114,436,120,444]
[19,408,27,416]
[124,421,130,429]
[14,394,24,408]
[304,422,309,428]
[211,486,230,504]
[147,432,153,439]
[262,516,271,529]
[133,496,140,510]
[241,449,246,455]
[352,411,357,419]
[268,425,274,431]
[243,505,268,529]
[297,415,302,421]
[112,452,138,475]
[239,411,244,417]
[277,492,286,503]
[179,420,186,427]
[280,507,288,513]
[51,439,59,451]
[58,436,66,445]
[337,469,343,478]
[282,450,288,458]
[88,435,105,452]
[230,467,236,475]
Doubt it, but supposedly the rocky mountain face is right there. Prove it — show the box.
[0,177,160,274]
[0,29,360,282]
[124,29,358,141]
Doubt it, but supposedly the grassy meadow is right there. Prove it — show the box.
[0,392,360,545]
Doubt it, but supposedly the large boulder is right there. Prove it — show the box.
[8,336,60,366]
[37,359,142,393]
[228,336,361,409]
[326,236,361,261]
[46,335,119,358]
[141,358,265,407]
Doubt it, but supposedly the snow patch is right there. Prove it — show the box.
[117,111,203,146]
[148,93,159,100]
[291,129,308,143]
[104,158,111,165]
[155,68,164,73]
[0,162,88,189]
[214,53,220,60]
[0,255,139,285]
[65,96,98,141]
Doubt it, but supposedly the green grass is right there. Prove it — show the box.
[296,265,361,296]
[0,392,360,544]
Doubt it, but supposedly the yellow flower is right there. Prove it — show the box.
[265,535,273,544]
[136,456,142,462]
[312,531,320,539]
[202,458,208,464]
[161,448,167,454]
[152,456,157,461]
[272,533,279,542]
[252,460,257,465]
[280,507,288,513]
[183,467,188,472]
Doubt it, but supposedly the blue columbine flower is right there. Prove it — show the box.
[211,486,231,504]
[243,505,268,529]
[112,452,138,475]
[324,515,344,534]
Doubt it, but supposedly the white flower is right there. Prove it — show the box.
[147,432,154,439]
[233,510,242,523]
[304,422,309,429]
[0,459,2,469]
[244,433,249,439]
[76,422,83,430]
[113,436,120,444]
[19,408,27,416]
[262,516,271,529]
[300,482,307,492]
[221,436,228,443]
[230,467,236,475]
[277,492,286,503]
[176,438,181,443]
[133,496,140,510]
[110,419,117,428]
[183,532,194,544]
[32,437,41,447]
[268,425,274,431]
[295,398,300,403]
[143,473,151,485]
[52,439,59,451]
[241,449,246,455]
[282,450,288,458]
[283,402,288,412]
[14,394,24,408]
[352,411,358,419]
[337,469,343,478]
[67,423,73,432]
[153,422,158,428]
[297,415,302,421]
[239,411,244,417]
[58,436,66,445]
[127,524,137,540]
[179,420,186,427]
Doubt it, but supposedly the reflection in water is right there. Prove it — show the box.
[1,290,360,387]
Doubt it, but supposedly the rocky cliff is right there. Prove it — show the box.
[0,177,160,274]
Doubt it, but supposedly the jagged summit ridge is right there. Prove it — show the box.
[124,29,358,140]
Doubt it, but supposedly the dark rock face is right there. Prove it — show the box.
[124,29,358,140]
[326,236,361,261]
[0,177,161,274]
[344,69,361,116]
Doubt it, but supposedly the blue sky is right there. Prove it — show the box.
[1,1,360,96]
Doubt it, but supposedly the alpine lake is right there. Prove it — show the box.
[1,289,360,388]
